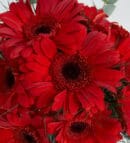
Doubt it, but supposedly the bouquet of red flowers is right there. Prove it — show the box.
[0,0,130,143]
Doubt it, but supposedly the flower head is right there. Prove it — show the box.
[48,110,121,143]
[0,108,49,143]
[0,0,86,58]
[0,59,17,108]
[0,57,33,109]
[20,31,123,113]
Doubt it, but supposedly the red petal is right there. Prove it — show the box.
[52,90,66,111]
[28,82,55,97]
[41,38,56,59]
[77,85,105,111]
[0,11,23,32]
[47,122,62,134]
[10,1,33,24]
[93,68,123,91]
[0,129,13,143]
[81,31,113,57]
[68,92,80,114]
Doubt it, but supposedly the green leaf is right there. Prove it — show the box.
[48,135,56,143]
[30,0,37,3]
[103,0,118,4]
[103,4,116,16]
[0,52,3,59]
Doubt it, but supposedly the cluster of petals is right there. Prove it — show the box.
[0,0,130,143]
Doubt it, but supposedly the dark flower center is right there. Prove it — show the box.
[23,132,37,143]
[35,25,52,35]
[50,53,91,91]
[20,127,39,143]
[70,122,87,133]
[62,62,81,80]
[5,69,15,89]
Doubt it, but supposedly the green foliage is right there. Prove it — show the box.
[30,0,37,4]
[104,89,121,118]
[103,0,118,4]
[102,0,118,16]
[103,4,116,16]
[48,135,56,143]
[0,52,3,59]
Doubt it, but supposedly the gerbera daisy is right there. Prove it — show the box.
[47,110,121,143]
[0,109,49,143]
[0,58,17,109]
[20,31,123,113]
[83,6,129,48]
[0,0,86,59]
[0,57,33,109]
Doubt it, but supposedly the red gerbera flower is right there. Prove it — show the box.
[0,58,17,109]
[0,0,86,59]
[0,58,33,109]
[83,6,129,48]
[20,31,123,113]
[0,111,49,143]
[47,110,121,143]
